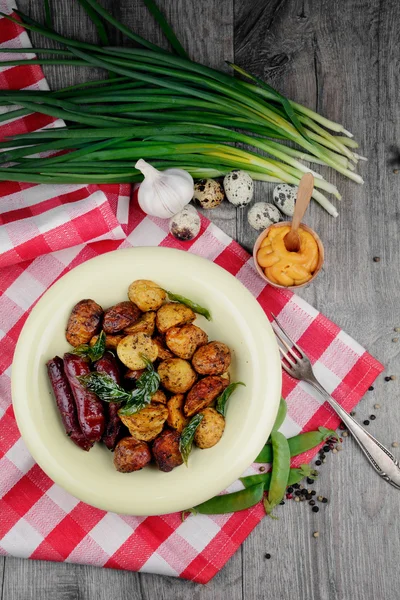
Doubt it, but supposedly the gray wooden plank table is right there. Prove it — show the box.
[2,0,400,598]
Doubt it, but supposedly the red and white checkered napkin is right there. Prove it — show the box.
[0,2,383,584]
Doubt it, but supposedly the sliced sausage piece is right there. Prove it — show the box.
[184,375,228,417]
[152,429,183,472]
[63,353,105,442]
[103,301,141,334]
[46,356,93,451]
[94,351,122,450]
[66,299,103,347]
[114,437,151,473]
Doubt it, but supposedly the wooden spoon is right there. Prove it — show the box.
[284,172,314,252]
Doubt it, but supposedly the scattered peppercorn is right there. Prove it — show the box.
[350,411,356,416]
[287,486,294,494]
[394,169,399,174]
[393,338,399,343]
[395,327,400,333]
[363,420,370,426]
[339,422,346,429]
[307,477,314,485]
[313,531,319,538]
[315,460,322,466]
[391,375,397,380]
[279,500,285,505]
[259,466,266,472]
[370,414,376,420]
[312,506,319,513]
[295,490,302,496]
[294,496,300,502]
[336,444,343,451]
[265,553,271,559]
[392,442,399,448]
[286,494,293,499]
[320,453,326,460]
[306,493,313,500]
[373,257,381,262]
[385,376,391,382]
[323,445,330,453]
[322,458,327,463]
[292,483,300,489]
[368,386,374,391]
[311,490,316,496]
[309,500,316,506]
[322,497,328,503]
[374,403,381,409]
[332,448,338,453]
[342,431,348,437]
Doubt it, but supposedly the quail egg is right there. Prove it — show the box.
[169,205,201,241]
[247,202,282,231]
[273,183,298,217]
[193,179,224,209]
[223,170,253,207]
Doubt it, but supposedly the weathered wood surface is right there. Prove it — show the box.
[2,0,400,598]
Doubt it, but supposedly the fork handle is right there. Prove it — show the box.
[309,379,400,490]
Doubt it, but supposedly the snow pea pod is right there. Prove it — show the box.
[240,463,313,490]
[271,396,287,433]
[263,431,290,515]
[191,482,264,515]
[254,426,338,463]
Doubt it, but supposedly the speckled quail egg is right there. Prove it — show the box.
[273,183,298,217]
[247,202,282,231]
[223,170,253,207]
[193,178,224,209]
[169,204,201,241]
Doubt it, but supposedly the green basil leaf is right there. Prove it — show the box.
[117,355,160,416]
[179,413,204,466]
[164,290,212,321]
[71,330,106,362]
[78,372,131,403]
[216,382,245,417]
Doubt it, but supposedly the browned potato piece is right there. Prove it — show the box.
[151,390,167,405]
[192,341,231,375]
[157,358,197,393]
[120,404,168,442]
[90,333,125,350]
[103,301,141,334]
[123,311,156,336]
[128,280,166,312]
[194,408,225,448]
[167,394,189,433]
[66,299,103,347]
[153,337,175,361]
[113,437,151,473]
[165,325,208,360]
[152,429,183,472]
[117,333,158,370]
[156,303,195,334]
[184,375,228,417]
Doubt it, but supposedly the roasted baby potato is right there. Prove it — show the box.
[66,299,103,347]
[194,408,225,448]
[103,301,141,334]
[156,303,195,334]
[128,280,166,312]
[120,404,168,442]
[184,375,228,417]
[151,390,167,405]
[90,332,125,351]
[152,429,183,472]
[153,336,175,361]
[123,311,156,336]
[167,394,189,433]
[192,341,231,375]
[165,324,208,360]
[157,358,197,393]
[113,437,152,473]
[117,332,158,370]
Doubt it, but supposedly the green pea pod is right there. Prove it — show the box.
[254,427,338,463]
[240,463,313,490]
[271,397,287,433]
[263,431,290,515]
[179,413,204,466]
[164,290,211,321]
[190,482,264,515]
[215,381,245,417]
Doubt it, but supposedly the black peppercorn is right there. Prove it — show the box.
[322,497,328,504]
[370,414,376,420]
[311,490,316,496]
[265,553,271,559]
[385,376,391,382]
[292,483,300,489]
[309,500,315,506]
[306,477,314,485]
[315,459,321,466]
[368,386,374,391]
[363,419,370,426]
[312,506,319,513]
[287,486,294,494]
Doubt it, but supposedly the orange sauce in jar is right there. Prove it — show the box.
[257,225,319,287]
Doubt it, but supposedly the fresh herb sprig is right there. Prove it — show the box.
[216,381,245,417]
[179,414,204,466]
[164,290,212,321]
[78,354,160,416]
[71,330,106,362]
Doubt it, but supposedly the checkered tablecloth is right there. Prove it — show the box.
[0,1,383,583]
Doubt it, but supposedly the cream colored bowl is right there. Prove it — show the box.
[12,247,281,516]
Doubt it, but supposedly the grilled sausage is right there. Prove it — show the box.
[114,437,152,473]
[94,351,122,450]
[152,429,183,472]
[66,299,103,347]
[184,375,228,417]
[103,301,141,334]
[46,356,93,451]
[63,353,105,442]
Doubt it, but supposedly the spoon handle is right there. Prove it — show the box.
[291,173,314,232]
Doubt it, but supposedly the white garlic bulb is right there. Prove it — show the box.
[135,159,194,219]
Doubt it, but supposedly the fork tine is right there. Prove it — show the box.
[280,358,299,380]
[278,345,297,368]
[273,325,298,361]
[271,313,305,358]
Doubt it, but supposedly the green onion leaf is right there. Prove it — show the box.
[71,330,106,362]
[165,290,211,321]
[143,0,188,59]
[215,382,245,417]
[179,414,204,466]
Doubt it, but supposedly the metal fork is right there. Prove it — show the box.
[272,313,400,490]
